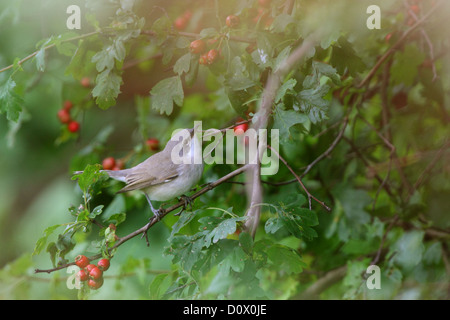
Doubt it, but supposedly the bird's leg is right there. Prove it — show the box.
[141,193,164,246]
[174,194,194,216]
[144,193,162,221]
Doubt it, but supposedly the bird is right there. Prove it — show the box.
[75,127,203,220]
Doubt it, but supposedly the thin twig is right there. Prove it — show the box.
[300,112,350,179]
[268,145,331,212]
[0,31,99,74]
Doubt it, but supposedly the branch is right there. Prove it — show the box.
[140,30,256,44]
[294,266,347,299]
[300,112,350,179]
[244,35,318,236]
[34,164,250,274]
[268,145,331,212]
[0,31,99,74]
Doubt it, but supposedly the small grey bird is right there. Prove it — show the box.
[76,127,203,220]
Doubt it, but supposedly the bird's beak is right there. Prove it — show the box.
[188,128,195,138]
[189,123,202,138]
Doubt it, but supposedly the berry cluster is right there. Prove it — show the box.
[189,14,242,66]
[102,157,125,171]
[75,255,110,290]
[57,100,80,133]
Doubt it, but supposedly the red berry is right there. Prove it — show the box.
[85,263,97,273]
[57,109,71,124]
[174,16,188,30]
[226,15,240,28]
[75,255,90,269]
[190,39,206,54]
[102,157,116,170]
[80,77,90,88]
[206,49,219,65]
[410,5,420,14]
[88,278,103,290]
[89,266,103,280]
[63,100,73,111]
[234,123,249,135]
[146,138,159,151]
[199,54,208,65]
[97,258,110,271]
[258,0,271,7]
[77,269,89,282]
[67,120,80,133]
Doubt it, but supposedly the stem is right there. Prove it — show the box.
[0,31,99,74]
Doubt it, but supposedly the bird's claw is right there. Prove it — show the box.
[174,195,194,216]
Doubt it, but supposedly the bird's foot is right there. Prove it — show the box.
[174,194,194,216]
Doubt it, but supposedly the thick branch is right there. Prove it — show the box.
[244,36,318,235]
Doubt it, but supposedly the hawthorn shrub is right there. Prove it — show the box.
[0,0,449,300]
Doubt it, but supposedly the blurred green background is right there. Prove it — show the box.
[0,0,175,299]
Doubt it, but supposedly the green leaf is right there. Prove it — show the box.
[200,27,219,39]
[201,215,246,247]
[266,216,287,236]
[0,78,24,122]
[265,195,319,240]
[151,16,172,45]
[271,14,297,34]
[239,231,253,255]
[267,244,305,274]
[297,84,330,124]
[220,246,247,273]
[35,48,46,72]
[275,78,297,103]
[173,53,191,76]
[168,234,206,271]
[304,61,341,88]
[149,273,172,300]
[89,205,104,219]
[92,46,115,72]
[150,76,184,115]
[391,44,425,86]
[392,230,425,270]
[71,164,104,193]
[343,258,370,299]
[169,209,198,239]
[225,56,255,91]
[92,69,122,110]
[33,224,61,255]
[330,37,365,76]
[273,104,308,141]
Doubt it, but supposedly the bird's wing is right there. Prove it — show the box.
[116,154,180,193]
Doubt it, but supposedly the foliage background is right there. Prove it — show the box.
[0,0,449,300]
